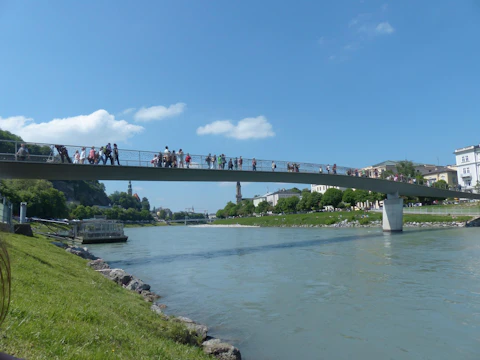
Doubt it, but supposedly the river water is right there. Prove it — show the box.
[89,226,480,360]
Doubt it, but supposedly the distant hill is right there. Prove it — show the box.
[0,129,111,207]
[51,180,111,207]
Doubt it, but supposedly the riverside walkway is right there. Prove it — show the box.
[1,140,479,231]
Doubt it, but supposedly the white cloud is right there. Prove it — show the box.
[375,22,395,34]
[134,103,186,122]
[0,110,144,145]
[120,107,136,115]
[196,116,275,140]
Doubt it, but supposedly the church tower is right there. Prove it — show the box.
[236,181,242,204]
[128,181,132,196]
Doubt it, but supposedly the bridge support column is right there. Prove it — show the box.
[382,193,403,232]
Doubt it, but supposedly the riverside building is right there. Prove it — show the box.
[454,145,480,192]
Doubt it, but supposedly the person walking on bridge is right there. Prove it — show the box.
[88,147,95,164]
[80,147,86,164]
[272,161,276,172]
[105,143,113,165]
[252,158,257,171]
[113,144,120,165]
[228,158,233,170]
[206,153,212,169]
[239,156,243,170]
[185,153,191,168]
[333,164,337,175]
[234,157,238,170]
[326,164,330,174]
[16,143,30,161]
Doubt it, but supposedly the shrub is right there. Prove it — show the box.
[359,218,370,225]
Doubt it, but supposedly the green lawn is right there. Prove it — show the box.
[0,232,213,360]
[214,211,473,227]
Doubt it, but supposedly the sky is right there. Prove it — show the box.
[1,0,480,212]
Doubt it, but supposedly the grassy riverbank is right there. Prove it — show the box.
[213,211,473,227]
[0,232,213,360]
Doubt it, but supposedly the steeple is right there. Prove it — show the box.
[128,181,132,196]
[236,181,242,204]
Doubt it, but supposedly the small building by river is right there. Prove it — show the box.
[73,217,128,244]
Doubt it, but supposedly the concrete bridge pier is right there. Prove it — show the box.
[382,192,403,232]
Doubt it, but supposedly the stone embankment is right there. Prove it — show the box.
[286,220,467,229]
[52,242,242,360]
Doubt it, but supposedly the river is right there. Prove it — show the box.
[89,226,480,360]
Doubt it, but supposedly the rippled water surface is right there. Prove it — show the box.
[89,226,480,360]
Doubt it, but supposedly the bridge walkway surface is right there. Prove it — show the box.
[1,139,480,232]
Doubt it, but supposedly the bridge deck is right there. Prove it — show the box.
[1,160,479,200]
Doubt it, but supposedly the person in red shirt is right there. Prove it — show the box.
[185,153,192,168]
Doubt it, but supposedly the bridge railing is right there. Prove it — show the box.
[0,139,474,195]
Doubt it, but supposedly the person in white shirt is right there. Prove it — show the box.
[326,164,330,174]
[73,150,80,164]
[98,146,106,165]
[272,161,276,172]
[80,147,86,164]
[178,149,185,168]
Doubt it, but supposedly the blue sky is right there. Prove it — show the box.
[1,0,480,212]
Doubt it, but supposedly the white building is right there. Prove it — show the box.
[454,145,480,192]
[310,184,346,194]
[253,189,301,207]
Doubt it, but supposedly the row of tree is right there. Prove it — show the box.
[70,204,152,221]
[215,188,387,218]
[0,179,153,221]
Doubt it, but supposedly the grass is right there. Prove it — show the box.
[0,232,213,360]
[213,211,474,227]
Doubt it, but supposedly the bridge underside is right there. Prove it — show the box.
[1,161,480,232]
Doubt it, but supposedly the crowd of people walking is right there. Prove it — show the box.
[52,143,121,165]
[9,142,466,192]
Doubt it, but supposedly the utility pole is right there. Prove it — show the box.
[236,181,242,204]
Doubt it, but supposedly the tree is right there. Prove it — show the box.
[396,161,416,178]
[342,188,356,206]
[256,200,270,214]
[141,197,150,211]
[216,209,226,219]
[433,180,448,190]
[296,193,309,211]
[355,189,369,203]
[321,188,343,208]
[1,179,68,219]
[273,198,287,214]
[474,181,480,194]
[289,187,301,194]
[158,209,166,219]
[109,191,141,210]
[309,192,322,211]
[284,197,300,213]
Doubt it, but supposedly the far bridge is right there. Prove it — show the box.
[1,140,479,232]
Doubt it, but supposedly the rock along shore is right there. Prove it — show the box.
[52,242,242,360]
[271,220,468,229]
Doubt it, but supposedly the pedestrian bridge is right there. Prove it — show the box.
[1,140,479,232]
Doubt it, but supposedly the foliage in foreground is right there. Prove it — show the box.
[0,233,212,360]
[214,211,473,227]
